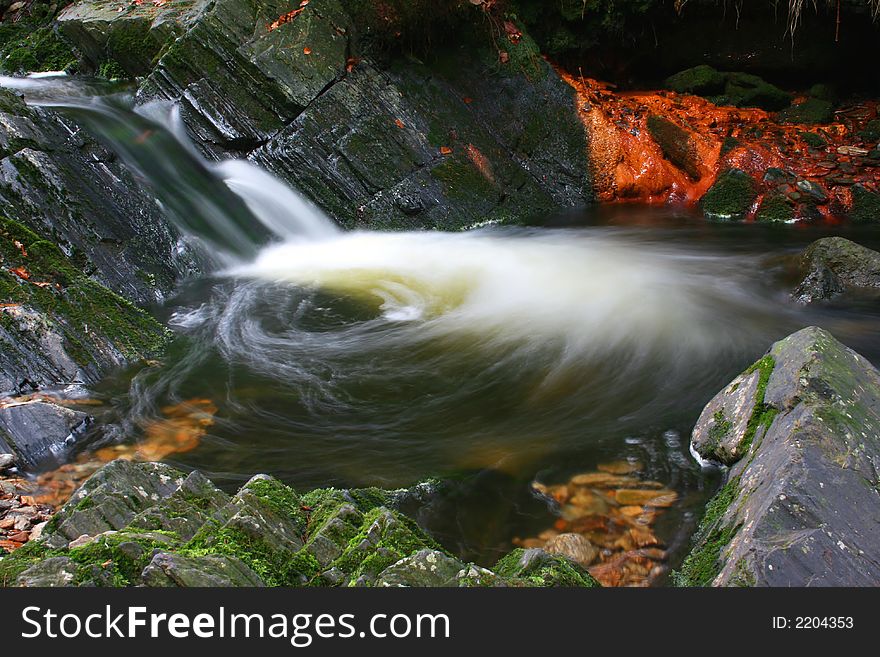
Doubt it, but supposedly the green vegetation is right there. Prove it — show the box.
[850,185,880,224]
[0,3,77,74]
[0,216,170,367]
[700,168,757,221]
[756,192,795,223]
[778,97,834,125]
[672,475,742,586]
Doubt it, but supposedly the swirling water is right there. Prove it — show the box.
[6,74,880,570]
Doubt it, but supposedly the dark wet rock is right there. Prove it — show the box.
[792,237,880,303]
[0,214,171,400]
[795,179,828,203]
[0,88,193,304]
[58,0,592,231]
[142,552,265,587]
[646,115,699,180]
[701,168,757,221]
[1,461,601,587]
[678,327,880,586]
[0,453,14,471]
[376,549,465,587]
[0,401,91,471]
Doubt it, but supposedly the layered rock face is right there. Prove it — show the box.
[678,327,880,586]
[57,0,593,230]
[0,83,191,470]
[0,459,600,588]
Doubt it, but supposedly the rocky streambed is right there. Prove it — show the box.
[1,0,880,587]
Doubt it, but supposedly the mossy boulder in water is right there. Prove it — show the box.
[663,67,791,111]
[792,237,880,303]
[700,168,757,221]
[676,327,880,586]
[0,460,601,587]
[755,192,795,223]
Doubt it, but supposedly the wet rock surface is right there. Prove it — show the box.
[0,400,91,470]
[0,459,600,587]
[793,237,880,303]
[58,0,593,230]
[678,327,880,586]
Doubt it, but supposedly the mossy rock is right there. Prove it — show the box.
[850,184,880,224]
[663,65,726,96]
[799,131,827,148]
[722,72,791,111]
[646,115,700,180]
[755,192,794,223]
[4,461,602,588]
[778,98,834,125]
[493,548,600,587]
[700,169,757,221]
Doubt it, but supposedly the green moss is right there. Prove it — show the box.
[701,168,757,221]
[493,548,600,587]
[799,131,827,148]
[328,506,440,585]
[0,215,169,366]
[672,475,742,587]
[720,135,741,156]
[68,531,179,586]
[0,541,52,586]
[706,409,732,454]
[850,185,880,224]
[778,98,834,125]
[181,522,319,587]
[737,355,777,455]
[723,72,791,111]
[664,65,726,96]
[0,2,78,76]
[98,59,128,80]
[755,192,795,223]
[647,115,699,179]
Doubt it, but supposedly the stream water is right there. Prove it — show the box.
[5,75,880,577]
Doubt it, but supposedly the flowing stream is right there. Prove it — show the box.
[6,74,880,573]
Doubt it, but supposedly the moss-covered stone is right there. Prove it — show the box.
[0,3,77,74]
[0,216,170,372]
[778,97,834,125]
[493,548,600,587]
[700,168,757,221]
[5,461,601,588]
[663,64,726,96]
[646,115,699,179]
[755,192,795,223]
[850,184,880,224]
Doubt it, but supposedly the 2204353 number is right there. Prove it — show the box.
[795,617,854,629]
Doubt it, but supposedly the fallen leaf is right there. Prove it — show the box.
[394,118,405,129]
[9,266,29,280]
[303,47,312,55]
[440,146,452,155]
[499,51,509,64]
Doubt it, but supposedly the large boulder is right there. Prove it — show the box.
[792,237,880,303]
[678,327,880,586]
[0,460,601,588]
